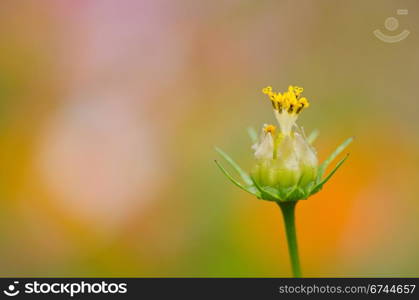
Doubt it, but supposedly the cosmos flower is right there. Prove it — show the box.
[215,85,352,203]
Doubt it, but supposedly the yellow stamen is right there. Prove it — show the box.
[263,124,276,134]
[262,85,310,115]
[299,97,309,108]
[293,86,304,97]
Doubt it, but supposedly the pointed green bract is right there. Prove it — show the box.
[250,176,280,201]
[285,186,306,202]
[310,154,349,195]
[215,147,253,185]
[307,129,319,145]
[317,137,353,182]
[214,160,261,197]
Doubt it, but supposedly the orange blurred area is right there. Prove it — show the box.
[0,0,419,277]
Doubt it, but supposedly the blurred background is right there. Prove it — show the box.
[0,0,418,277]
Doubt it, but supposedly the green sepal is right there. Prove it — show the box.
[214,160,261,198]
[284,186,306,202]
[310,154,349,195]
[307,129,319,145]
[250,178,309,203]
[250,176,281,201]
[214,147,253,185]
[277,187,290,201]
[302,181,316,198]
[317,136,353,183]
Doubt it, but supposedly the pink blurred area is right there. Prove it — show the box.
[0,0,418,276]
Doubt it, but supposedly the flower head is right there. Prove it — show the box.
[252,86,317,195]
[215,85,352,202]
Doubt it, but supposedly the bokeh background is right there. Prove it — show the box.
[0,0,418,277]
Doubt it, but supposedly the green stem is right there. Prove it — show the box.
[278,201,302,278]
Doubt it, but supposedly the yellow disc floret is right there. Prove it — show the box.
[262,85,310,115]
[263,124,276,134]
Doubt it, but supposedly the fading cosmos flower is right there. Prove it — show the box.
[215,85,353,202]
